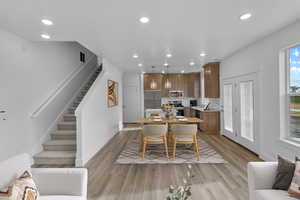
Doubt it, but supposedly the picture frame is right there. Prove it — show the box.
[107,80,118,107]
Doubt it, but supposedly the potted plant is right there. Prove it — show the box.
[166,164,193,200]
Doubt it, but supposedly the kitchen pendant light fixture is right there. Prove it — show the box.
[164,65,172,89]
[150,66,157,89]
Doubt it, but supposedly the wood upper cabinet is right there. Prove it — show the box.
[143,73,163,91]
[161,72,201,97]
[203,62,220,98]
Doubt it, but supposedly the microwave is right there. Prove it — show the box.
[169,90,184,97]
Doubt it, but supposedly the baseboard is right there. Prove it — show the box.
[259,152,275,161]
[76,158,84,167]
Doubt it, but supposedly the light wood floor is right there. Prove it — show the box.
[84,130,261,200]
[34,129,262,200]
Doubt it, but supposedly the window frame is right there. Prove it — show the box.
[285,44,300,142]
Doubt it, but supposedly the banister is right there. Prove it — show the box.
[30,55,97,118]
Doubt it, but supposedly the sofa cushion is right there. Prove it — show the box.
[0,171,39,200]
[255,190,297,200]
[288,160,300,197]
[272,155,295,190]
[0,154,32,189]
[39,196,84,200]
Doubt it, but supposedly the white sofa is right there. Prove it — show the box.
[0,153,88,200]
[248,162,297,200]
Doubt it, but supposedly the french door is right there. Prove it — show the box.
[222,73,259,153]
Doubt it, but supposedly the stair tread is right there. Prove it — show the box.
[53,130,76,134]
[58,121,76,125]
[64,113,75,116]
[44,140,76,146]
[34,151,75,158]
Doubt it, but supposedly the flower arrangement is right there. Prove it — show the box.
[166,164,193,200]
[161,104,177,119]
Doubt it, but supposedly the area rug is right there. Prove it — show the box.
[116,136,226,164]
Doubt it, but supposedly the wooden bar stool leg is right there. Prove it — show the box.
[142,140,147,160]
[194,135,200,160]
[139,134,143,152]
[164,136,169,160]
[173,138,177,160]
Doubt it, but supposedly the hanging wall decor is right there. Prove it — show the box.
[107,80,118,107]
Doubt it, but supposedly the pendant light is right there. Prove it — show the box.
[150,66,157,89]
[165,65,172,89]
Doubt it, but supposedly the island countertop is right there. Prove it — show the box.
[191,106,221,112]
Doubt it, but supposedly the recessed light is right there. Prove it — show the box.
[162,70,165,74]
[181,70,185,73]
[138,63,143,67]
[166,53,172,58]
[41,34,50,39]
[164,62,168,66]
[41,19,53,26]
[200,52,206,57]
[133,54,139,58]
[240,13,252,21]
[189,61,195,66]
[139,17,150,24]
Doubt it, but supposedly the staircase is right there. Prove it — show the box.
[33,67,102,166]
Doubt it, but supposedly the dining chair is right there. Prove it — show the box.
[171,124,200,160]
[142,124,169,160]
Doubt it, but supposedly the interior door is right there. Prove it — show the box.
[221,73,259,153]
[123,85,140,122]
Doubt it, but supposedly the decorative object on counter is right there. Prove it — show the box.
[166,164,193,200]
[107,80,118,107]
[162,104,176,119]
[150,66,158,89]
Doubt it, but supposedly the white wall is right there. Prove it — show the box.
[0,28,97,162]
[75,58,123,166]
[220,20,300,161]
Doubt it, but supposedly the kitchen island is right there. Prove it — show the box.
[185,106,220,135]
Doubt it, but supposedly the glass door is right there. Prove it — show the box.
[221,73,259,153]
[236,74,258,152]
[222,79,236,141]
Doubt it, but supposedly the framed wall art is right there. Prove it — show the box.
[107,80,118,107]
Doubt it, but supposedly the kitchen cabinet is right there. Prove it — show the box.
[161,72,200,98]
[199,111,220,134]
[203,62,220,98]
[143,73,163,91]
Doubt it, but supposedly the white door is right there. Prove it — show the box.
[222,73,259,153]
[222,79,235,140]
[123,85,140,122]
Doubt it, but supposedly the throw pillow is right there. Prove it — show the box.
[0,171,39,200]
[288,160,300,197]
[272,155,295,190]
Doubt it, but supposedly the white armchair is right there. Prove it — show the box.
[248,162,295,200]
[0,154,88,200]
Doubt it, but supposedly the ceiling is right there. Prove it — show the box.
[1,0,300,73]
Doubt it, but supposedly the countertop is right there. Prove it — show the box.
[191,106,221,112]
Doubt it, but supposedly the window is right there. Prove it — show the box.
[288,45,300,139]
